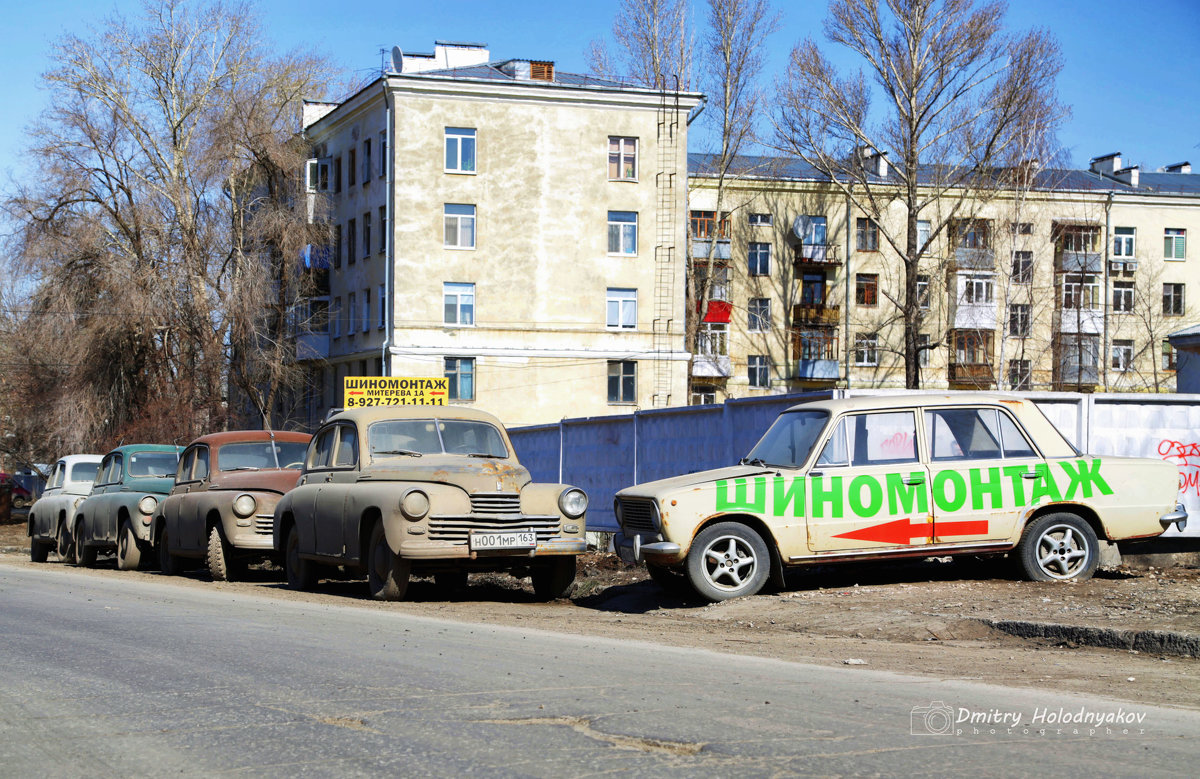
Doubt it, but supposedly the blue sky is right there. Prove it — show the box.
[1,0,1197,185]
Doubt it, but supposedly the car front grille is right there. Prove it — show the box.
[470,493,522,516]
[618,498,658,534]
[254,515,273,535]
[428,514,562,544]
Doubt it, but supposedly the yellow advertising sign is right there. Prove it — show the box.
[343,377,448,407]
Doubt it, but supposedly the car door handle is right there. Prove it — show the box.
[323,475,333,483]
[903,476,924,486]
[1021,471,1040,480]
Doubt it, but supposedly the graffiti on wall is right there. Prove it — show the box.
[1158,440,1200,497]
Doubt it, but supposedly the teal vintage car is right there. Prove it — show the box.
[72,444,182,569]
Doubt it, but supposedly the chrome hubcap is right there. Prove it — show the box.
[702,536,757,591]
[1036,523,1089,579]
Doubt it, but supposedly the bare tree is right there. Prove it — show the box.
[775,0,1065,388]
[593,0,693,89]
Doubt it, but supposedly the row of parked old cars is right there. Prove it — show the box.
[25,393,1192,602]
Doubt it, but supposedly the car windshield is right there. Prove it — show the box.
[69,462,100,482]
[368,419,509,461]
[127,451,179,478]
[743,410,830,468]
[219,441,310,471]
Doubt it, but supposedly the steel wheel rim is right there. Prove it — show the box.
[700,534,759,592]
[1035,522,1090,580]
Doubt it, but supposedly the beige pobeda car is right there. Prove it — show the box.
[273,406,588,600]
[615,394,1187,601]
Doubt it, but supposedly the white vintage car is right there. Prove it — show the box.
[26,455,103,562]
[615,394,1187,601]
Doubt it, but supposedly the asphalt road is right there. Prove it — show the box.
[2,563,1197,776]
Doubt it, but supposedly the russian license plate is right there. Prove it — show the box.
[469,530,537,551]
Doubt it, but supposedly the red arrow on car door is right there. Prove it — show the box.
[833,518,988,544]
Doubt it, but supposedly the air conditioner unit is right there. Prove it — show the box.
[1125,260,1138,272]
[1108,261,1121,273]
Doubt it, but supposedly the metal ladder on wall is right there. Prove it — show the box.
[652,81,680,407]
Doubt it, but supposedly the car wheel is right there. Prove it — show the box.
[367,521,409,601]
[75,521,97,567]
[531,556,577,601]
[57,522,76,565]
[207,526,243,582]
[434,570,468,591]
[14,496,29,509]
[685,522,770,602]
[159,527,182,576]
[284,526,318,591]
[30,538,50,563]
[116,521,143,571]
[1017,513,1100,582]
[646,562,693,597]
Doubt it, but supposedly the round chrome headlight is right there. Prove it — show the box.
[400,490,430,521]
[137,496,158,515]
[558,488,588,518]
[232,494,257,518]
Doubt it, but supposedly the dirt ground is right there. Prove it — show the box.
[4,519,1199,709]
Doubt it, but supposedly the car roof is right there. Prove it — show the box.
[326,405,505,428]
[58,454,104,466]
[105,444,184,456]
[186,430,312,447]
[783,392,1038,414]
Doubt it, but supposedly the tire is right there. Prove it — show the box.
[57,522,76,565]
[30,538,50,563]
[207,525,244,582]
[1017,513,1100,582]
[159,526,182,576]
[284,525,318,591]
[116,521,143,571]
[75,521,97,567]
[647,562,693,597]
[685,522,770,602]
[434,570,469,591]
[366,521,409,601]
[14,496,29,509]
[531,556,577,601]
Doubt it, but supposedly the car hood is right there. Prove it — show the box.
[359,456,531,493]
[618,464,785,498]
[208,469,301,494]
[121,477,175,496]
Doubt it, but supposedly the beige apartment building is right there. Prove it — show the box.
[686,153,1200,402]
[297,42,702,427]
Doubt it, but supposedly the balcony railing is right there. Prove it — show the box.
[792,303,840,326]
[692,239,732,260]
[1056,250,1102,273]
[793,243,841,267]
[1057,364,1100,386]
[692,354,732,377]
[949,363,995,385]
[954,247,995,269]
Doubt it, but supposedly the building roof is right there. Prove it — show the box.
[414,62,635,90]
[1168,323,1200,350]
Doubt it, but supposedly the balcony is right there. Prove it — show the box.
[795,359,840,381]
[793,243,841,268]
[954,247,994,269]
[1056,307,1103,335]
[1056,250,1102,273]
[692,239,732,260]
[692,354,732,377]
[295,331,329,361]
[953,302,997,330]
[792,328,839,381]
[949,363,995,386]
[792,303,840,326]
[1057,363,1100,387]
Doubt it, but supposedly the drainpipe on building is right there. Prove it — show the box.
[381,79,394,376]
[844,184,853,388]
[1102,191,1113,391]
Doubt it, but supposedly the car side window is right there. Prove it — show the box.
[334,425,358,468]
[816,418,849,467]
[996,412,1037,457]
[194,446,210,480]
[176,448,196,483]
[925,407,1037,460]
[49,463,64,489]
[104,455,123,484]
[309,429,335,470]
[95,457,111,486]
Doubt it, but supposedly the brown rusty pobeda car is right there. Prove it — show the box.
[273,406,588,601]
[155,430,312,580]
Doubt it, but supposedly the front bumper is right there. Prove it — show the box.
[614,531,682,564]
[398,537,586,560]
[1160,503,1188,532]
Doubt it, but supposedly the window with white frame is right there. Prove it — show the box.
[608,211,637,255]
[691,385,717,404]
[962,274,994,304]
[917,275,930,309]
[1164,340,1178,370]
[1010,222,1033,236]
[608,137,637,180]
[444,204,476,248]
[1113,227,1136,258]
[698,322,728,356]
[347,292,356,336]
[1165,229,1186,260]
[748,355,770,387]
[1113,281,1134,313]
[443,282,475,326]
[855,218,879,251]
[917,333,931,367]
[1008,359,1031,390]
[801,215,827,245]
[305,158,329,192]
[362,289,370,333]
[748,242,770,276]
[748,298,771,331]
[608,360,636,403]
[1008,303,1031,337]
[1012,251,1033,284]
[445,357,475,401]
[1112,339,1134,371]
[748,213,772,226]
[378,284,386,328]
[445,128,476,173]
[1062,274,1100,309]
[695,263,729,301]
[917,220,932,253]
[1163,283,1186,316]
[854,333,879,366]
[606,288,637,329]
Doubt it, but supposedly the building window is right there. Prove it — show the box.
[1164,283,1186,316]
[800,273,826,306]
[347,292,356,336]
[347,218,356,264]
[1008,359,1031,390]
[348,148,356,186]
[690,210,729,239]
[1113,227,1136,258]
[748,213,772,226]
[698,322,728,356]
[305,158,329,192]
[962,274,994,304]
[445,128,476,173]
[362,138,371,185]
[1164,341,1178,371]
[691,385,717,405]
[378,284,386,328]
[362,289,370,333]
[1010,222,1033,236]
[855,218,879,251]
[748,355,770,387]
[917,220,931,253]
[445,357,475,401]
[608,136,637,180]
[444,204,476,249]
[333,224,342,269]
[608,360,636,403]
[1165,229,1187,260]
[333,156,342,193]
[1113,281,1135,313]
[797,329,837,360]
[748,242,770,276]
[608,211,637,255]
[1062,274,1099,310]
[748,298,771,332]
[606,288,637,329]
[443,282,475,326]
[955,330,993,365]
[917,333,930,367]
[800,215,827,246]
[856,273,878,306]
[362,212,371,257]
[309,299,329,333]
[1012,251,1033,284]
[916,275,930,309]
[378,206,386,255]
[379,131,386,179]
[955,218,990,249]
[1058,225,1099,253]
[695,263,729,301]
[332,296,341,339]
[1112,339,1134,371]
[853,334,878,366]
[1008,303,1031,337]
